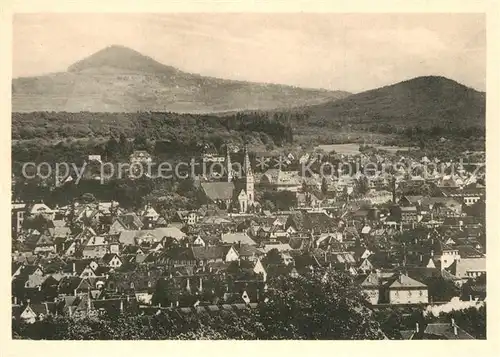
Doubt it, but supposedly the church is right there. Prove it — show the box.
[200,145,257,213]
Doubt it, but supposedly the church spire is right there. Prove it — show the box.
[226,144,232,183]
[243,144,254,205]
[243,144,253,177]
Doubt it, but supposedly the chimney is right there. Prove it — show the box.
[431,250,434,257]
[176,300,179,307]
[73,262,76,273]
[199,276,203,292]
[120,299,124,313]
[415,322,419,333]
[186,278,191,291]
[452,318,457,336]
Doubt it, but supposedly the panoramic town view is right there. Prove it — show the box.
[11,13,486,340]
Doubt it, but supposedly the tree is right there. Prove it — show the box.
[104,137,120,160]
[263,248,284,266]
[355,176,370,196]
[321,177,328,195]
[152,277,183,307]
[257,268,385,339]
[425,277,460,302]
[133,134,148,151]
[80,193,96,204]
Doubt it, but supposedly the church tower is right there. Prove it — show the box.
[243,145,254,204]
[226,145,233,183]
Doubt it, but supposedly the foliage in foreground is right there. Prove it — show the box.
[13,269,385,340]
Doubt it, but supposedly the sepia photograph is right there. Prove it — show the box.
[8,9,489,341]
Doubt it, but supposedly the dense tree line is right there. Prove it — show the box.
[12,111,294,145]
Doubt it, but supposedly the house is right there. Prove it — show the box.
[360,271,428,305]
[25,232,56,255]
[109,213,144,235]
[422,197,463,218]
[79,236,109,259]
[439,244,460,270]
[358,258,374,274]
[63,259,98,278]
[88,154,102,163]
[253,259,267,281]
[260,169,302,192]
[12,203,27,233]
[235,244,265,262]
[400,206,418,225]
[100,253,123,269]
[192,245,240,264]
[140,205,160,229]
[27,203,56,221]
[388,274,428,305]
[176,210,200,225]
[129,150,152,165]
[18,302,57,324]
[447,257,486,282]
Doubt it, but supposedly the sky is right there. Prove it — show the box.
[12,13,486,93]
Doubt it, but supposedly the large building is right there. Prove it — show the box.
[200,145,256,213]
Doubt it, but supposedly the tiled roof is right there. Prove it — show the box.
[201,182,235,201]
[192,246,232,261]
[450,257,486,278]
[389,274,427,289]
[423,323,475,339]
[221,232,256,246]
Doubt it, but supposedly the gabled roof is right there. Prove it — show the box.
[360,271,396,288]
[423,323,475,339]
[221,232,256,246]
[448,257,486,278]
[389,274,427,289]
[192,246,233,261]
[201,182,235,201]
[100,253,121,265]
[261,243,292,253]
[115,213,144,230]
[236,244,264,257]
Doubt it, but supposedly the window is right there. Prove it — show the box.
[419,290,423,296]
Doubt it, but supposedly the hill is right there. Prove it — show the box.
[12,45,350,113]
[303,76,485,130]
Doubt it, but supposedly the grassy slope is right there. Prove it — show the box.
[12,45,350,113]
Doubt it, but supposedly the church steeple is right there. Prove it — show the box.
[226,145,233,183]
[243,144,254,204]
[243,144,253,177]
